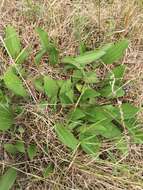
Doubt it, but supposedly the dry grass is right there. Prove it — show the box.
[0,0,143,189]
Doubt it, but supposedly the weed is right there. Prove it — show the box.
[0,26,142,189]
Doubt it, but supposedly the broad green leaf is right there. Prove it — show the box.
[36,28,59,65]
[36,27,49,49]
[120,103,140,119]
[15,141,25,153]
[72,70,83,83]
[76,83,84,92]
[3,67,27,97]
[48,43,59,65]
[100,43,113,52]
[59,80,74,105]
[0,168,17,190]
[69,50,105,65]
[124,119,137,130]
[34,76,44,92]
[68,121,82,130]
[0,104,13,131]
[27,144,37,160]
[125,120,143,144]
[102,105,119,120]
[88,122,122,138]
[43,164,54,178]
[44,76,59,104]
[15,47,30,64]
[84,71,98,83]
[84,106,110,123]
[44,76,59,97]
[100,85,125,98]
[60,89,74,105]
[4,26,21,59]
[80,131,100,156]
[62,49,105,68]
[101,39,129,64]
[110,65,126,80]
[80,88,100,102]
[4,144,17,154]
[0,90,8,104]
[131,128,143,144]
[83,105,120,124]
[62,57,83,70]
[68,108,85,121]
[56,80,65,88]
[35,49,47,64]
[55,123,79,150]
[107,65,126,85]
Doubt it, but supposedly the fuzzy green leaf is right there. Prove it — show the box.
[44,76,59,104]
[111,65,126,80]
[48,43,59,65]
[80,88,100,102]
[100,43,113,52]
[59,80,74,105]
[62,49,105,68]
[4,144,17,154]
[36,28,59,65]
[68,108,85,121]
[88,123,122,138]
[3,67,27,97]
[84,72,98,83]
[0,104,13,131]
[132,129,143,144]
[107,65,126,85]
[62,57,83,70]
[36,27,49,49]
[120,103,140,119]
[27,144,37,160]
[34,76,44,92]
[100,85,125,98]
[35,49,46,64]
[79,42,86,54]
[68,121,82,130]
[15,47,30,64]
[80,131,100,156]
[101,40,129,64]
[102,105,119,120]
[84,106,111,123]
[4,26,21,59]
[55,123,79,150]
[0,168,17,190]
[72,70,83,83]
[15,141,25,153]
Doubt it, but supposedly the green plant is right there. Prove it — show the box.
[4,26,30,64]
[35,28,59,65]
[0,168,17,190]
[52,39,141,157]
[0,26,142,187]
